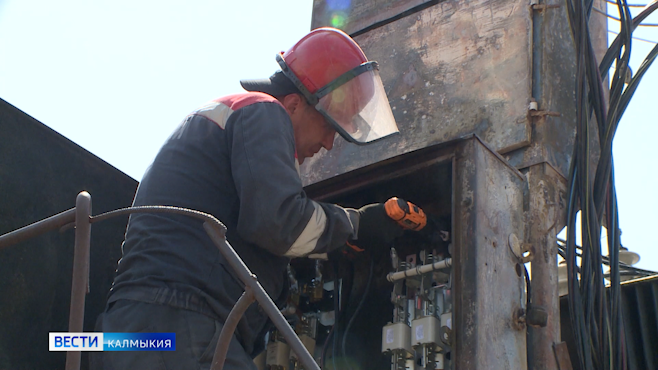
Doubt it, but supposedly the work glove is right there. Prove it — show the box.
[348,203,404,252]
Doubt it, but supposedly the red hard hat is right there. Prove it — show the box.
[276,28,398,145]
[283,28,368,96]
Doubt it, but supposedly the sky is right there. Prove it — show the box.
[0,1,656,271]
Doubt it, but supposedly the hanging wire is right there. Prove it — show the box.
[341,259,374,370]
[601,0,658,71]
[320,259,355,370]
[608,30,658,44]
[593,6,658,25]
[605,0,655,7]
[563,0,658,368]
[556,240,657,276]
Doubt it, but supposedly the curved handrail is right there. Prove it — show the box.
[0,196,320,370]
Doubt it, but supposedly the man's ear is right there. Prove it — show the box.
[280,94,303,116]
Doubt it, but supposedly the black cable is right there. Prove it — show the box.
[320,321,335,369]
[557,241,656,273]
[562,0,641,367]
[320,262,339,370]
[608,30,657,44]
[593,6,658,25]
[601,0,658,73]
[524,264,532,309]
[341,259,374,370]
[605,0,655,7]
[320,259,356,370]
[615,41,658,115]
[559,244,656,276]
[332,263,340,370]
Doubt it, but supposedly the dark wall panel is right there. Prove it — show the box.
[0,98,138,370]
[560,276,658,370]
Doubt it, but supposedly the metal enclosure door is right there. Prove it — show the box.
[453,137,528,370]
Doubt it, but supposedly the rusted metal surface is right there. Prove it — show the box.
[0,98,137,370]
[526,163,567,370]
[303,0,532,185]
[452,137,527,370]
[304,138,457,203]
[553,342,574,370]
[504,0,608,178]
[311,0,436,36]
[65,192,92,370]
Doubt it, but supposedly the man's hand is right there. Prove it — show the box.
[349,203,404,251]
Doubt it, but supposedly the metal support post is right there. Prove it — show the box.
[65,192,92,370]
[526,163,566,370]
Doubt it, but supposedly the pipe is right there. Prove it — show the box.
[387,258,452,282]
[203,222,320,370]
[0,208,76,250]
[65,192,92,370]
[211,288,256,370]
[526,165,563,370]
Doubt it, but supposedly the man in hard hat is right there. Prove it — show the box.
[94,27,402,370]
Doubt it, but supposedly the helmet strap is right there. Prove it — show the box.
[276,54,319,106]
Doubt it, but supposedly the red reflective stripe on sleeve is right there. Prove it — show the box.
[216,92,284,111]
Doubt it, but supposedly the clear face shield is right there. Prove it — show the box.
[315,65,399,144]
[276,55,399,145]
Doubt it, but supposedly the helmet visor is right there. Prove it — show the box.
[315,69,399,144]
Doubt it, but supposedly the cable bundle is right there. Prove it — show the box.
[562,0,658,369]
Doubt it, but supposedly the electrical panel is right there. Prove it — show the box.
[264,137,528,370]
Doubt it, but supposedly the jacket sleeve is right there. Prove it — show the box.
[226,101,358,257]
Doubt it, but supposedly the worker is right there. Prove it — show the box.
[92,27,403,370]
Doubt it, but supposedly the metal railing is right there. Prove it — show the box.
[0,191,320,370]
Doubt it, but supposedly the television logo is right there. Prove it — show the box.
[49,333,176,351]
